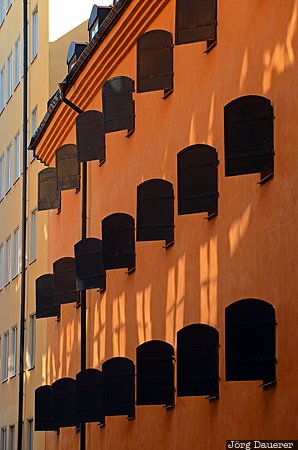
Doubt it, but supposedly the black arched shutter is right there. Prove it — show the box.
[36,274,60,319]
[56,144,80,191]
[177,324,219,398]
[176,0,217,45]
[38,168,61,211]
[74,238,106,291]
[53,257,79,305]
[102,76,135,133]
[53,378,77,428]
[76,110,106,163]
[137,179,174,245]
[102,213,135,272]
[224,96,274,180]
[137,30,173,93]
[177,144,218,218]
[102,357,135,419]
[136,340,175,407]
[35,385,55,431]
[225,299,276,384]
[76,369,104,424]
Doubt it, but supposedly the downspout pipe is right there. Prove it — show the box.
[59,84,86,450]
[17,1,28,449]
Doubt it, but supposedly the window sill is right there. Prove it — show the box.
[27,365,35,372]
[4,280,10,288]
[6,4,12,15]
[30,156,36,165]
[29,258,36,266]
[11,273,19,281]
[1,377,8,383]
[10,373,16,379]
[0,18,4,29]
[13,175,20,186]
[5,187,12,195]
[0,107,4,116]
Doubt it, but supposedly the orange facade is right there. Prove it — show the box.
[33,0,298,448]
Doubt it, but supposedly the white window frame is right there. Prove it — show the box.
[8,426,14,450]
[14,37,21,88]
[14,131,20,182]
[0,65,5,112]
[0,243,4,290]
[28,314,35,369]
[12,227,19,279]
[10,325,17,377]
[7,52,12,101]
[6,144,12,193]
[1,427,7,450]
[2,330,9,381]
[32,7,38,60]
[4,236,11,286]
[0,154,4,200]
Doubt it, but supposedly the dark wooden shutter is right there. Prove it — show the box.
[76,369,104,424]
[76,110,106,162]
[102,213,135,272]
[53,378,77,428]
[225,299,276,383]
[224,96,274,177]
[177,324,219,398]
[74,238,106,291]
[176,0,217,45]
[35,386,55,431]
[177,144,218,217]
[137,179,174,244]
[38,168,61,211]
[56,144,80,191]
[137,30,173,93]
[136,340,175,407]
[102,76,135,133]
[36,274,60,319]
[53,257,79,305]
[103,357,135,419]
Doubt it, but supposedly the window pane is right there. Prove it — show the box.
[0,66,5,112]
[7,53,12,100]
[2,331,9,381]
[0,0,4,24]
[5,236,11,285]
[0,154,4,199]
[6,144,12,192]
[32,9,38,59]
[0,244,4,289]
[8,426,14,450]
[14,37,21,86]
[28,314,35,369]
[12,228,19,278]
[29,210,36,262]
[14,132,20,181]
[11,326,17,376]
[1,427,7,450]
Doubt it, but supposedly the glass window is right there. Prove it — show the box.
[6,0,12,12]
[28,314,35,369]
[0,65,5,112]
[14,37,21,87]
[4,236,11,286]
[7,52,12,100]
[8,426,14,450]
[32,8,38,59]
[6,144,12,193]
[2,331,9,381]
[0,0,4,24]
[12,227,19,278]
[0,244,4,289]
[14,132,20,182]
[11,325,17,377]
[0,154,4,200]
[0,427,7,450]
[29,210,36,263]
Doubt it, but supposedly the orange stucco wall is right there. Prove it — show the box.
[36,0,298,448]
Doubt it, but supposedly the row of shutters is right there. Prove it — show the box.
[38,93,274,213]
[35,299,276,431]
